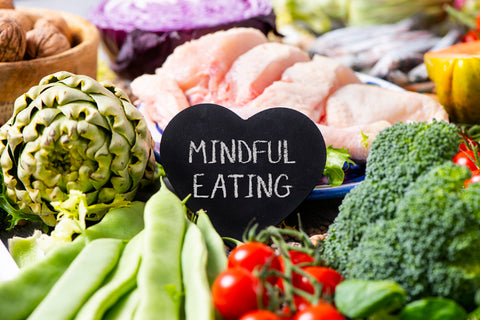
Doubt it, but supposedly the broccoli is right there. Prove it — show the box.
[348,163,480,310]
[323,120,460,273]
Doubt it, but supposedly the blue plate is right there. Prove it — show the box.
[142,73,403,200]
[307,162,366,200]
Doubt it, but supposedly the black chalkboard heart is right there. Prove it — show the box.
[160,103,326,239]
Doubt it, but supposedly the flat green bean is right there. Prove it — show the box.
[103,287,140,320]
[0,239,85,320]
[134,181,187,320]
[28,238,125,320]
[75,231,143,320]
[84,201,145,241]
[196,210,227,287]
[181,219,215,320]
[0,201,145,320]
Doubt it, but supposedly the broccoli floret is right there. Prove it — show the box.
[347,163,480,310]
[323,121,460,272]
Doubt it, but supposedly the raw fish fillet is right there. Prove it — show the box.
[215,42,310,107]
[159,28,268,105]
[245,55,361,122]
[317,121,392,160]
[131,73,189,129]
[325,84,449,127]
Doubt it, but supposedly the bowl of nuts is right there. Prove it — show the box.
[0,4,99,124]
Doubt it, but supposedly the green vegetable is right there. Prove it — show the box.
[323,121,480,310]
[84,201,145,242]
[273,0,450,33]
[28,238,125,320]
[8,230,46,268]
[0,202,144,320]
[326,159,480,310]
[323,120,460,274]
[75,231,143,320]
[399,298,468,320]
[272,0,334,34]
[323,145,355,187]
[334,279,407,319]
[0,71,157,228]
[195,210,227,287]
[103,288,140,320]
[0,240,84,320]
[346,0,449,26]
[134,180,187,320]
[181,219,215,320]
[347,163,480,309]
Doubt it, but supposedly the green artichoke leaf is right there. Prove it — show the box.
[0,71,157,228]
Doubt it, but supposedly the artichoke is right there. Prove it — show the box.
[0,71,157,227]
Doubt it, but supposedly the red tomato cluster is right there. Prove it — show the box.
[212,242,345,320]
[452,136,480,187]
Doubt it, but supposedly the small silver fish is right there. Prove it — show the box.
[407,27,464,83]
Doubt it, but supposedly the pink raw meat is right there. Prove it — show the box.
[159,28,268,105]
[131,73,189,129]
[317,121,392,160]
[325,84,449,127]
[244,55,361,123]
[215,42,310,108]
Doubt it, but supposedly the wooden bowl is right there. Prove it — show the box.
[0,8,99,124]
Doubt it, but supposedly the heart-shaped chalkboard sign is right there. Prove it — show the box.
[160,103,326,239]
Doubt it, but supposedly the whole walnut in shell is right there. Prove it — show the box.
[0,9,33,31]
[0,17,26,62]
[44,13,72,44]
[26,18,70,59]
[0,0,14,9]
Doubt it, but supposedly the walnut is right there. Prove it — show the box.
[0,17,26,62]
[25,18,70,59]
[44,13,72,45]
[0,9,33,31]
[0,0,14,9]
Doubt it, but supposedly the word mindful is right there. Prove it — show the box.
[188,139,296,199]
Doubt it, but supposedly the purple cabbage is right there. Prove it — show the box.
[88,0,277,80]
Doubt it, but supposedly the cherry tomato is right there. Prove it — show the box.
[293,266,343,296]
[212,267,261,319]
[459,136,478,152]
[293,303,345,320]
[453,150,478,171]
[228,242,281,284]
[228,242,281,272]
[277,250,315,290]
[239,310,283,320]
[465,170,480,188]
[281,295,312,317]
[461,29,480,42]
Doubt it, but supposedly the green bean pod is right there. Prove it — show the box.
[28,238,125,320]
[181,219,215,320]
[103,287,140,320]
[74,231,144,320]
[0,202,144,320]
[84,201,145,242]
[196,210,227,287]
[0,239,85,320]
[134,181,187,320]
